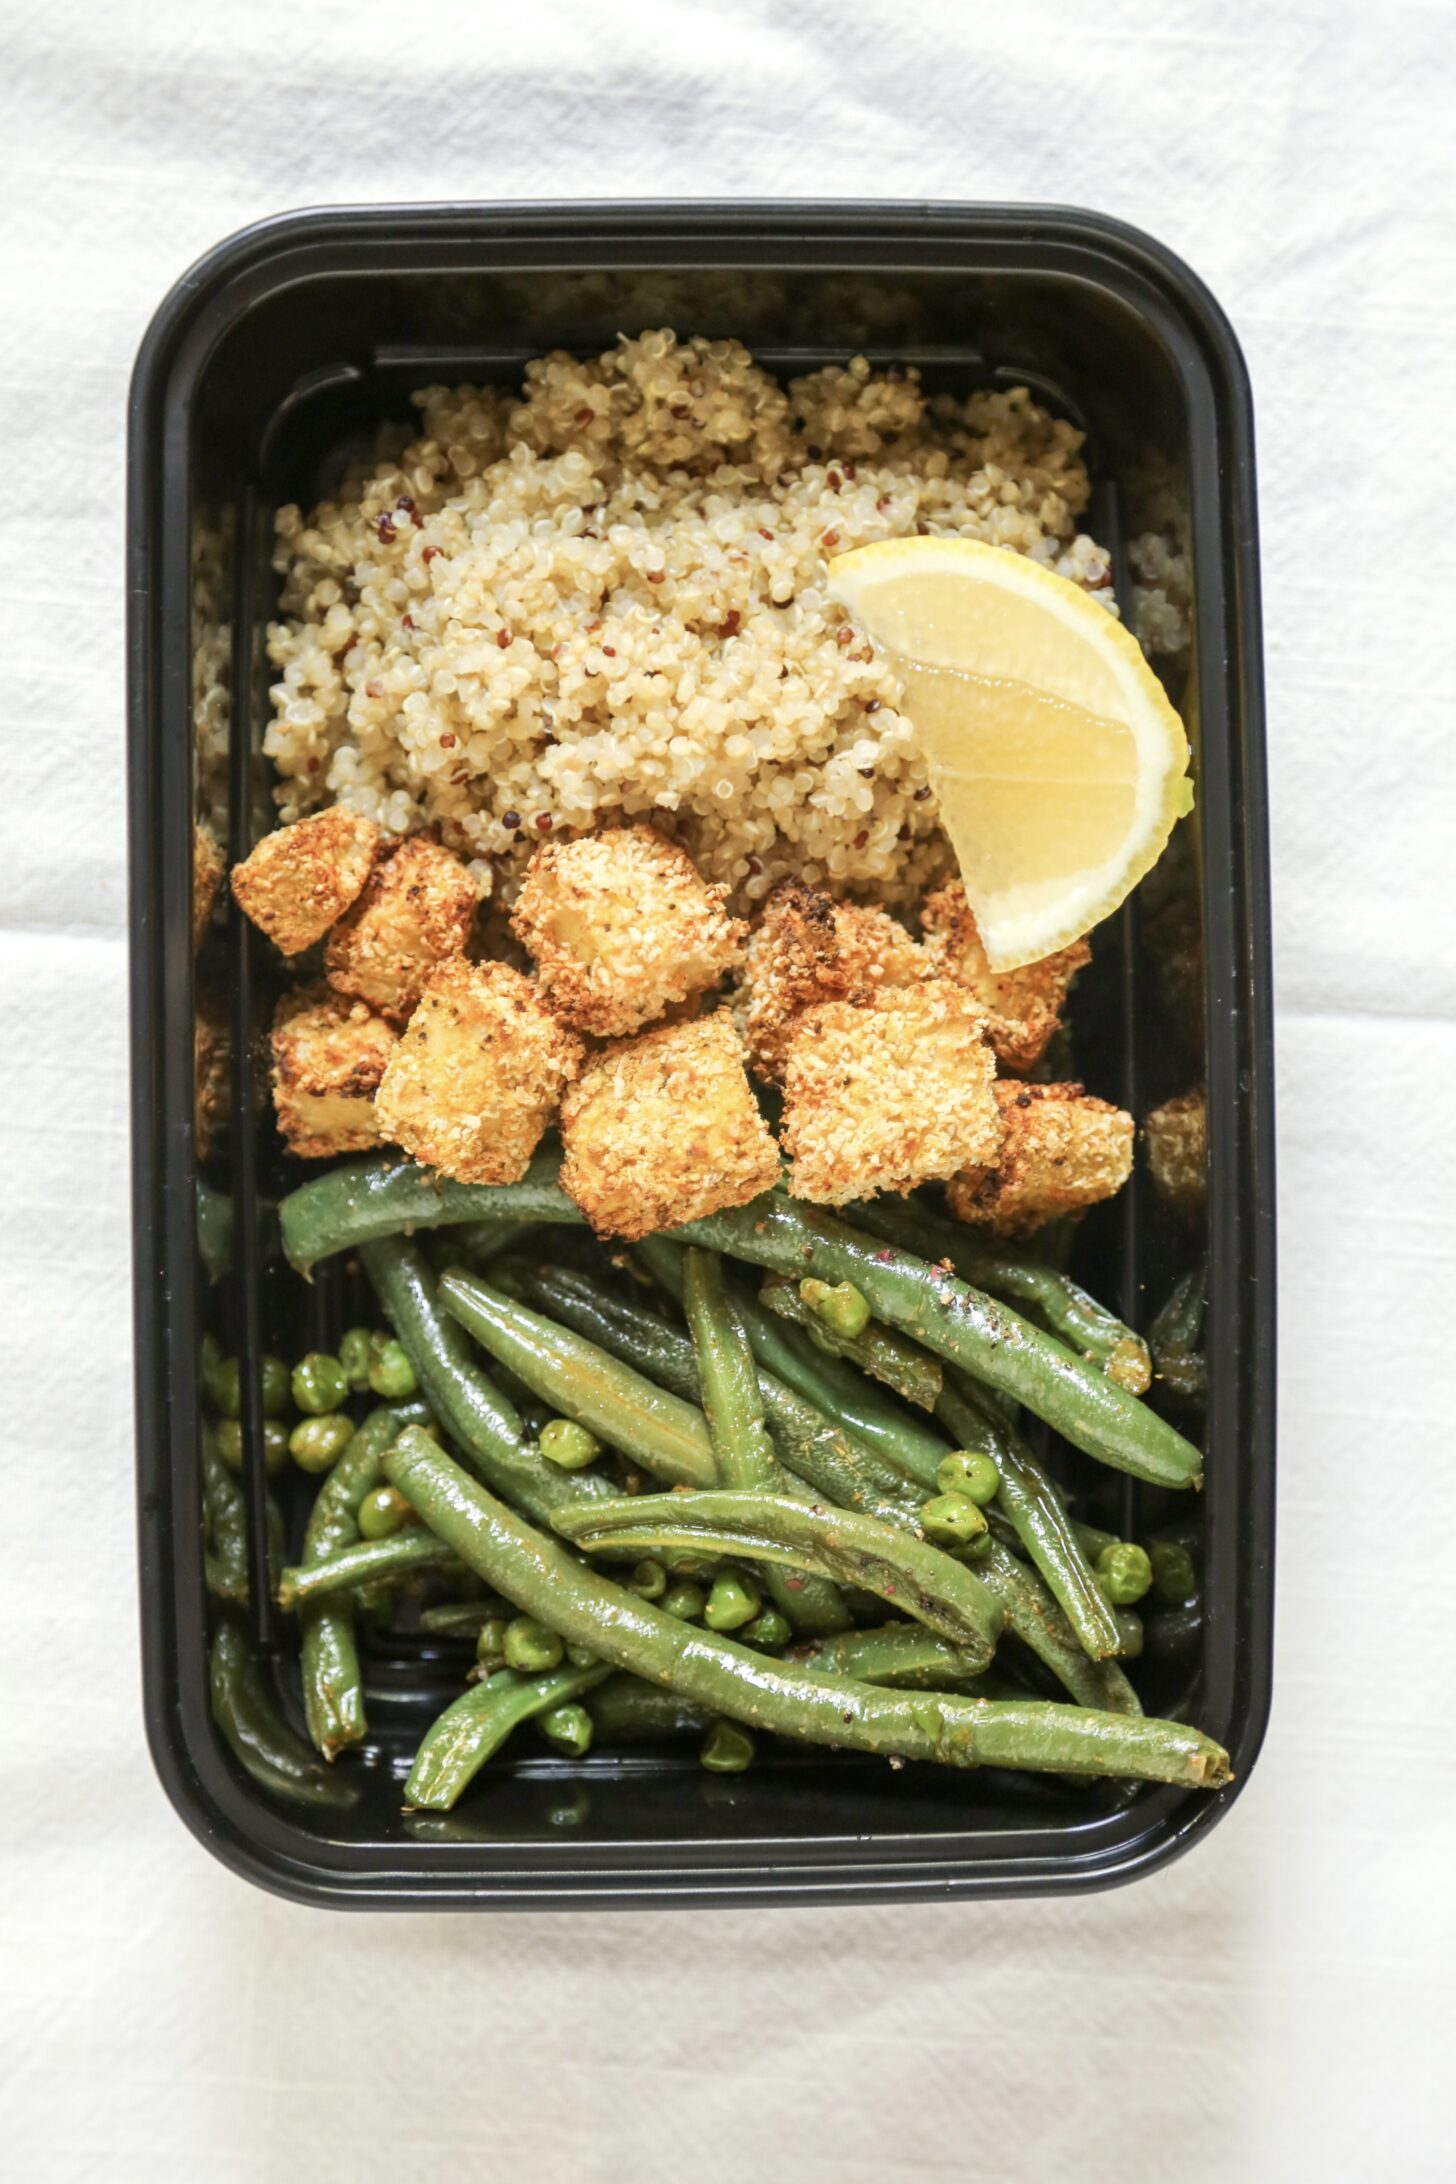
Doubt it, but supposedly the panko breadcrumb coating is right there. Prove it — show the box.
[270,988,399,1160]
[193,823,225,952]
[919,880,1089,1073]
[510,824,745,1036]
[374,959,580,1185]
[230,805,380,956]
[326,834,478,1022]
[195,994,230,1159]
[736,880,925,1082]
[779,979,999,1206]
[947,1081,1133,1237]
[1144,1090,1207,1224]
[559,1011,779,1240]
[265,332,1113,912]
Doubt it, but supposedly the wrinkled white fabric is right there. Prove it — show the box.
[1,1,1453,2177]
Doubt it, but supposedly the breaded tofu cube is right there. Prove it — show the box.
[946,1081,1134,1237]
[193,823,225,952]
[510,825,746,1037]
[919,880,1089,1073]
[374,959,581,1184]
[736,880,925,1082]
[559,1011,779,1240]
[230,805,379,956]
[1144,1089,1207,1224]
[195,994,230,1159]
[779,979,1000,1206]
[270,987,399,1160]
[327,835,478,1022]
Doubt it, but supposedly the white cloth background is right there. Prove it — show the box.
[2,1,1454,2176]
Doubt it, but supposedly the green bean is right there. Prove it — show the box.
[280,1146,581,1275]
[852,1195,1153,1392]
[786,1622,989,1690]
[278,1529,458,1609]
[684,1248,849,1636]
[1149,1261,1208,1400]
[760,1271,944,1412]
[639,1236,949,1494]
[453,1216,543,1268]
[523,1262,920,1524]
[296,1401,429,1757]
[209,1619,357,1809]
[418,1599,512,1637]
[404,1661,612,1811]
[586,1676,710,1742]
[937,1375,1121,1661]
[701,1720,755,1772]
[669,1194,1202,1489]
[978,1542,1141,1715]
[476,1618,510,1671]
[201,1426,250,1605]
[553,1489,1004,1666]
[385,1430,1229,1787]
[361,1236,612,1527]
[439,1270,718,1490]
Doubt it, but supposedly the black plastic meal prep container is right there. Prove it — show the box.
[128,201,1274,1908]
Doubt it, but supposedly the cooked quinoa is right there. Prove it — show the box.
[265,331,1112,912]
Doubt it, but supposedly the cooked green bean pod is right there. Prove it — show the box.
[405,1661,613,1810]
[281,1145,580,1275]
[978,1542,1142,1715]
[759,1271,944,1411]
[279,1529,458,1610]
[587,1676,712,1742]
[383,1429,1226,1787]
[209,1619,357,1809]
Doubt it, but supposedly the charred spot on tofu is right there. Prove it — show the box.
[230,805,380,957]
[1144,1089,1207,1224]
[373,959,581,1185]
[195,993,230,1159]
[510,824,746,1038]
[270,987,399,1160]
[947,1080,1134,1236]
[193,823,225,953]
[736,880,925,1082]
[326,835,478,1022]
[779,978,999,1206]
[919,880,1089,1074]
[559,1011,779,1240]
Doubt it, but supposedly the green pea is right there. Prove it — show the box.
[475,1616,510,1670]
[258,1354,291,1420]
[628,1558,668,1601]
[538,1704,594,1756]
[1116,1611,1145,1660]
[357,1485,417,1540]
[367,1335,418,1400]
[215,1417,289,1476]
[503,1616,563,1673]
[565,1640,598,1670]
[704,1572,761,1632]
[1096,1541,1154,1607]
[292,1351,349,1416]
[1149,1540,1198,1606]
[800,1277,871,1340]
[339,1326,375,1392]
[919,1491,988,1549]
[740,1608,792,1650]
[660,1582,707,1622]
[289,1414,354,1474]
[540,1417,603,1470]
[700,1719,755,1773]
[936,1450,1001,1506]
[209,1356,243,1420]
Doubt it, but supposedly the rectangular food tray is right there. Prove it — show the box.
[128,201,1274,1906]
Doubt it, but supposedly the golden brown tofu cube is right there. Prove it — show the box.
[1144,1089,1207,1224]
[736,880,925,1083]
[947,1081,1134,1237]
[195,994,230,1159]
[559,1011,780,1240]
[511,825,746,1037]
[327,835,478,1022]
[779,979,1000,1206]
[270,988,398,1160]
[193,823,225,952]
[230,805,379,957]
[919,880,1089,1073]
[374,959,581,1184]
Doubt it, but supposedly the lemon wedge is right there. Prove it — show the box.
[827,537,1193,969]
